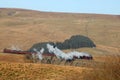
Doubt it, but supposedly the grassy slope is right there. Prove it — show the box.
[0,8,120,54]
[0,53,89,80]
[0,62,89,80]
[0,52,119,80]
[0,53,26,63]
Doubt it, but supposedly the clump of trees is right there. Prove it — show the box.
[29,35,96,53]
[56,35,96,49]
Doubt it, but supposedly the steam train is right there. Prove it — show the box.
[3,48,55,57]
[3,48,93,60]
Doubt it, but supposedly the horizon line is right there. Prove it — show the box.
[0,7,120,16]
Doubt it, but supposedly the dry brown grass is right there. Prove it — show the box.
[0,53,27,63]
[0,62,90,80]
[83,55,120,80]
[0,54,119,80]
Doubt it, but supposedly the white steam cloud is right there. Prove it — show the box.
[47,44,92,60]
[33,48,45,60]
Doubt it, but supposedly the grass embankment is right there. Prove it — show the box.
[0,53,26,63]
[0,62,88,80]
[0,52,119,80]
[83,55,120,80]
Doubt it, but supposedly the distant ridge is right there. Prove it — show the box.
[0,8,119,17]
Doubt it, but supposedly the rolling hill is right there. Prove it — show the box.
[0,8,120,54]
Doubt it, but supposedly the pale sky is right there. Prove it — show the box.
[0,0,120,15]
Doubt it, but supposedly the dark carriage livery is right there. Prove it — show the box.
[3,48,55,57]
